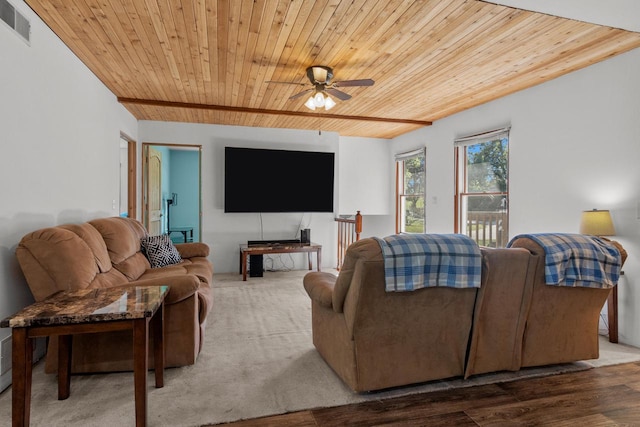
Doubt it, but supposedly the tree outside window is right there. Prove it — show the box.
[396,148,426,233]
[455,129,509,247]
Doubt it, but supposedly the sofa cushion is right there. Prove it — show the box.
[175,242,210,258]
[59,223,112,273]
[16,227,102,300]
[89,217,147,264]
[141,234,183,268]
[113,252,151,280]
[90,217,151,280]
[90,269,130,288]
[130,275,199,305]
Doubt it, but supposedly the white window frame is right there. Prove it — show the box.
[395,147,426,234]
[454,127,510,247]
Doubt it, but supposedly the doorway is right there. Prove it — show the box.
[142,143,202,242]
[119,133,137,219]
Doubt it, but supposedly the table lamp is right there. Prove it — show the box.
[580,208,627,344]
[579,208,627,265]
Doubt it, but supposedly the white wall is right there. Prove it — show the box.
[338,136,395,240]
[139,122,341,273]
[391,47,640,347]
[338,136,392,216]
[138,124,399,272]
[0,1,138,391]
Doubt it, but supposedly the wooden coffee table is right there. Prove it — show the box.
[1,285,168,427]
[239,242,322,281]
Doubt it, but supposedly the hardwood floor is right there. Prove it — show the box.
[210,362,640,426]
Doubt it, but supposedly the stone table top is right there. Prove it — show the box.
[1,285,169,328]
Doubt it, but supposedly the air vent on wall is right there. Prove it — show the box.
[0,0,30,44]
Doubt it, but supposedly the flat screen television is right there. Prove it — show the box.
[224,147,335,213]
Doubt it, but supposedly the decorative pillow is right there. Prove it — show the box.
[140,234,182,268]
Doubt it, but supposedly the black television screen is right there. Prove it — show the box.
[224,147,335,213]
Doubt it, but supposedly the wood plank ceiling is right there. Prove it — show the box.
[25,0,640,139]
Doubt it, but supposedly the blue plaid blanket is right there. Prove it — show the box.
[508,233,621,288]
[374,234,482,292]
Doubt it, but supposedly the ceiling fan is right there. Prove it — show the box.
[267,65,374,110]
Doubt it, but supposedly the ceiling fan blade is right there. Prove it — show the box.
[333,78,375,87]
[325,88,352,101]
[289,88,314,100]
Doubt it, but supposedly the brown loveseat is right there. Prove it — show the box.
[16,216,213,374]
[304,237,616,392]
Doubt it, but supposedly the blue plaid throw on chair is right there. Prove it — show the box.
[374,234,482,292]
[508,233,621,288]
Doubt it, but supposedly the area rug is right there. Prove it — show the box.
[1,270,639,426]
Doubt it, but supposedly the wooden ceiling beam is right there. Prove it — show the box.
[117,97,433,126]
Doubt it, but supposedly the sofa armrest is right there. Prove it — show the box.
[303,272,337,309]
[127,275,200,305]
[175,242,210,259]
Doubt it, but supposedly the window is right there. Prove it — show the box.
[454,128,509,247]
[396,147,426,233]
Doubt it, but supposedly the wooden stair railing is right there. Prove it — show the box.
[335,211,362,270]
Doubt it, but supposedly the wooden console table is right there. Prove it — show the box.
[239,242,322,281]
[1,285,168,427]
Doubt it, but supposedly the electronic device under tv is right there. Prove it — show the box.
[224,147,335,213]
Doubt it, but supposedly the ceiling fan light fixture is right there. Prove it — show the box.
[304,92,335,111]
[324,95,336,110]
[292,65,373,109]
[304,96,316,110]
[313,92,326,107]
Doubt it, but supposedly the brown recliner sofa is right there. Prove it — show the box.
[303,238,479,392]
[304,237,616,392]
[507,236,623,368]
[16,216,213,374]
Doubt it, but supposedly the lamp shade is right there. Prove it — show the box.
[324,95,336,110]
[304,92,336,111]
[304,96,316,110]
[313,92,326,107]
[579,209,616,236]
